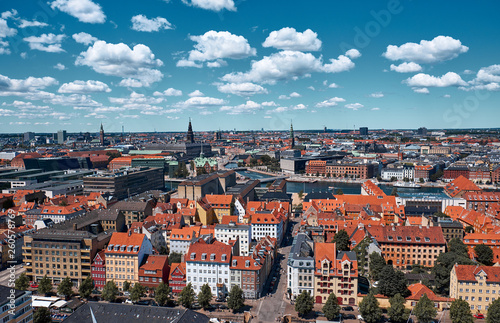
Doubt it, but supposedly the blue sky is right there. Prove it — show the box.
[0,0,499,133]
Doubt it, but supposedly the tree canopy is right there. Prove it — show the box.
[294,290,314,317]
[15,273,29,291]
[38,275,53,295]
[155,282,171,306]
[414,294,437,323]
[449,298,474,323]
[475,244,494,266]
[34,307,52,323]
[369,252,386,281]
[198,284,213,309]
[57,277,73,300]
[102,280,118,302]
[359,292,382,323]
[487,298,500,323]
[378,265,410,298]
[227,285,245,312]
[130,283,146,302]
[333,229,350,251]
[78,275,94,299]
[178,283,195,309]
[322,293,341,321]
[388,293,410,323]
[433,245,473,295]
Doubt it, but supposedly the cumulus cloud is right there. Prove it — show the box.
[54,63,66,70]
[460,65,500,91]
[175,96,226,108]
[290,92,301,98]
[108,91,164,111]
[405,72,467,88]
[18,19,49,28]
[72,32,97,45]
[345,49,361,59]
[315,97,345,108]
[131,15,173,32]
[262,101,276,106]
[292,103,306,110]
[220,100,261,114]
[188,90,204,97]
[75,40,163,87]
[23,33,66,53]
[0,74,58,93]
[153,88,183,96]
[0,11,17,43]
[181,0,236,12]
[262,27,321,51]
[345,103,364,110]
[413,88,429,94]
[222,50,358,84]
[217,82,267,96]
[181,31,256,67]
[328,82,339,88]
[58,80,111,93]
[390,62,422,73]
[369,92,384,98]
[383,36,468,64]
[50,0,106,23]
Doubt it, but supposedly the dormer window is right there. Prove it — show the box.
[388,236,393,241]
[107,244,113,251]
[397,236,402,241]
[415,237,421,242]
[133,246,139,252]
[245,260,250,267]
[406,237,411,241]
[190,253,196,260]
[222,254,227,261]
[232,259,237,266]
[114,245,119,251]
[210,254,216,261]
[424,237,430,242]
[202,253,207,260]
[127,245,132,252]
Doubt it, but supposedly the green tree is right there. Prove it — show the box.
[448,238,469,258]
[369,252,386,281]
[359,292,382,323]
[475,244,494,266]
[335,188,344,195]
[123,281,131,292]
[58,277,74,299]
[379,265,410,298]
[155,282,171,306]
[38,275,52,295]
[419,178,425,183]
[487,298,500,323]
[465,225,474,233]
[106,151,121,161]
[294,290,314,317]
[102,280,118,302]
[198,283,213,309]
[333,229,350,251]
[433,250,473,295]
[159,246,168,255]
[169,252,182,265]
[78,275,94,299]
[449,298,474,323]
[130,283,145,302]
[390,187,398,196]
[15,273,29,291]
[388,293,410,323]
[178,283,196,309]
[322,293,340,321]
[414,294,437,323]
[227,285,245,312]
[33,307,52,323]
[298,190,304,200]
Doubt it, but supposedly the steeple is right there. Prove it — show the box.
[290,121,295,148]
[186,118,194,143]
[99,123,104,146]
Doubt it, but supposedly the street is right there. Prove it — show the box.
[0,264,25,287]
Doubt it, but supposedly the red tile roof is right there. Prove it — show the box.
[453,264,500,283]
[445,176,481,197]
[186,239,231,264]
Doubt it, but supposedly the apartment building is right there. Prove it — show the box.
[450,264,500,312]
[305,160,327,176]
[105,232,153,290]
[91,250,106,291]
[0,286,33,323]
[215,222,251,256]
[325,163,374,179]
[111,200,153,226]
[251,209,285,245]
[169,262,186,295]
[138,255,169,289]
[288,233,315,299]
[203,194,233,223]
[169,227,200,255]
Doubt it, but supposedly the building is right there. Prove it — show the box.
[83,167,164,200]
[417,127,428,136]
[314,242,358,305]
[443,166,470,181]
[326,162,375,179]
[287,233,315,299]
[23,132,35,142]
[0,285,33,323]
[203,194,233,223]
[450,264,500,313]
[99,123,105,146]
[177,170,236,201]
[359,127,368,136]
[432,218,464,243]
[186,118,194,143]
[250,209,285,245]
[105,232,153,290]
[91,250,106,291]
[365,225,446,269]
[57,130,67,144]
[306,161,327,176]
[215,222,251,256]
[185,239,233,297]
[138,255,169,289]
[169,227,199,255]
[444,176,482,198]
[169,262,186,295]
[111,200,153,226]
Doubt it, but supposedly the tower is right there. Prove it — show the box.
[186,118,194,143]
[99,123,105,146]
[290,122,295,149]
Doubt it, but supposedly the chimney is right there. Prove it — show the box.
[128,230,132,236]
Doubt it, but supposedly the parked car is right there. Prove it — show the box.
[125,299,133,304]
[30,282,38,288]
[474,313,485,319]
[342,314,356,320]
[135,300,150,306]
[342,306,354,311]
[357,314,364,321]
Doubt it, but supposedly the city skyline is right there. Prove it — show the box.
[0,0,499,133]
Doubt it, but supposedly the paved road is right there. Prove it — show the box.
[0,264,25,287]
[254,220,299,323]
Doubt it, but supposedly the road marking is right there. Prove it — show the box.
[257,299,263,317]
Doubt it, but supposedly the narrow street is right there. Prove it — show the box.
[0,264,25,287]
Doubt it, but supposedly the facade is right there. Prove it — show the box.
[169,227,199,255]
[450,264,500,313]
[325,163,374,179]
[168,262,186,295]
[138,255,169,289]
[91,250,106,291]
[177,170,236,201]
[432,218,464,243]
[251,210,284,245]
[287,233,315,299]
[306,161,327,176]
[204,194,233,223]
[0,286,33,323]
[105,232,153,290]
[111,201,153,226]
[215,222,251,256]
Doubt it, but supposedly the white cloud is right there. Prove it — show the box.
[0,11,17,40]
[290,92,301,98]
[278,95,289,100]
[222,50,358,84]
[369,92,384,98]
[72,32,97,45]
[383,36,468,64]
[175,96,226,108]
[220,100,261,114]
[181,0,236,12]
[371,107,380,111]
[75,40,163,87]
[23,33,66,53]
[176,59,203,68]
[0,74,58,93]
[18,19,49,28]
[131,15,173,32]
[109,91,164,109]
[345,49,361,59]
[50,0,106,23]
[460,65,500,91]
[292,103,306,110]
[262,101,276,107]
[463,69,475,75]
[206,60,227,68]
[262,27,321,51]
[182,31,256,67]
[345,103,364,110]
[153,88,183,96]
[58,80,111,93]
[443,94,451,98]
[54,63,66,70]
[413,87,429,94]
[390,62,422,73]
[217,82,268,96]
[405,72,467,88]
[188,90,204,97]
[328,83,339,88]
[308,86,315,91]
[315,97,345,108]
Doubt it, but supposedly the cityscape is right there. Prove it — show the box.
[1,1,500,323]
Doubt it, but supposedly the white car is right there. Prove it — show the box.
[357,314,364,321]
[125,299,133,304]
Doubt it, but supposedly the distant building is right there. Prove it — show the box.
[417,127,428,136]
[177,170,236,200]
[359,127,368,136]
[57,130,67,144]
[23,132,35,142]
[91,250,106,291]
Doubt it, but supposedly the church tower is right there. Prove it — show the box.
[186,118,194,143]
[99,123,104,146]
[290,122,295,148]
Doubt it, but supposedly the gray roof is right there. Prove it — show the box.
[62,303,210,323]
[290,233,314,261]
[112,200,150,212]
[337,251,357,261]
[0,285,26,306]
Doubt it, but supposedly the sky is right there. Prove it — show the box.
[0,0,499,133]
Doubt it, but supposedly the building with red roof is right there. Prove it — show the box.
[169,262,186,295]
[91,250,106,291]
[444,175,482,198]
[138,255,169,289]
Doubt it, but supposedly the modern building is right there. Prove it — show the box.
[287,233,315,299]
[57,130,67,144]
[0,285,33,323]
[359,127,368,136]
[23,132,35,142]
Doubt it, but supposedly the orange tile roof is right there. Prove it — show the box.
[170,227,200,241]
[314,242,336,271]
[445,175,481,197]
[366,225,446,245]
[107,232,146,254]
[168,262,186,281]
[230,256,262,271]
[204,194,233,207]
[407,283,453,302]
[453,264,500,283]
[186,240,231,264]
[140,255,169,271]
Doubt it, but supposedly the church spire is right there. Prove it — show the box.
[186,118,194,143]
[290,121,295,148]
[99,123,104,146]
